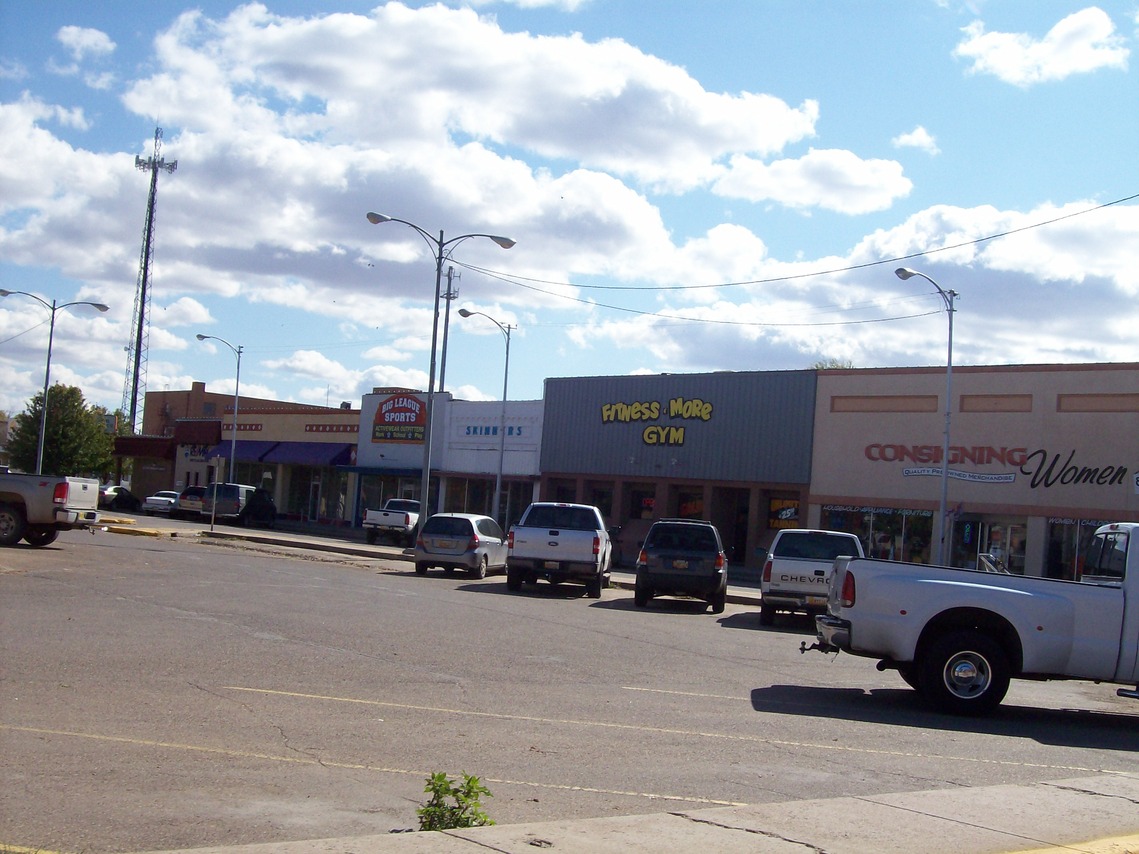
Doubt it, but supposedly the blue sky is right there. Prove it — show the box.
[1,1,1136,424]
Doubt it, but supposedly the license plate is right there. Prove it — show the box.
[437,539,457,548]
[544,560,559,570]
[807,595,827,607]
[672,559,689,569]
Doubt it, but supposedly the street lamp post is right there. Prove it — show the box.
[458,308,514,523]
[196,334,243,485]
[895,267,959,566]
[1,289,109,475]
[365,212,515,522]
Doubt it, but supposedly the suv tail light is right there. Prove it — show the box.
[52,482,69,506]
[840,570,856,607]
[714,552,726,570]
[636,548,648,567]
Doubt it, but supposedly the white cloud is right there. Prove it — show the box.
[954,7,1129,86]
[892,126,940,156]
[57,26,116,61]
[712,149,912,214]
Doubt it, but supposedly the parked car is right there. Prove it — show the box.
[634,519,728,613]
[415,513,508,579]
[141,490,180,516]
[237,487,277,528]
[201,483,257,520]
[172,485,206,519]
[99,485,141,512]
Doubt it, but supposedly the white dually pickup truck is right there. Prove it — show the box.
[507,502,614,598]
[806,522,1139,715]
[0,472,101,547]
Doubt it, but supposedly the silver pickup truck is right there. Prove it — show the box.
[506,502,614,598]
[0,472,101,547]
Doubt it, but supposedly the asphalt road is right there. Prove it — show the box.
[2,527,1137,853]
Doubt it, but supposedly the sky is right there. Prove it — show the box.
[1,0,1137,426]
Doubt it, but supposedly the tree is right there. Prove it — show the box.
[812,358,854,369]
[7,384,115,477]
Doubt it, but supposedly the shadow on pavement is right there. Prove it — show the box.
[750,683,1139,752]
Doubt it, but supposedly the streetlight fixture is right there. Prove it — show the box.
[365,212,515,521]
[895,267,959,566]
[458,308,515,523]
[196,334,243,486]
[1,289,109,475]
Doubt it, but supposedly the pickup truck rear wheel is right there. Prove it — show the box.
[24,527,59,547]
[919,631,1010,715]
[365,529,378,545]
[758,600,775,626]
[506,565,523,592]
[586,573,603,599]
[0,503,27,547]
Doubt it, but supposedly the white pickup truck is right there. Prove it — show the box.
[760,528,865,626]
[0,472,101,547]
[362,498,420,546]
[506,502,614,598]
[807,522,1139,715]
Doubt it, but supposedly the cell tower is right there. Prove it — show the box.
[121,127,177,434]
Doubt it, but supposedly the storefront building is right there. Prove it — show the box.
[351,389,543,528]
[808,363,1139,578]
[122,382,361,526]
[536,371,818,573]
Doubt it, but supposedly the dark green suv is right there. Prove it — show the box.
[634,519,728,614]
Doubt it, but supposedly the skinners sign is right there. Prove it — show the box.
[372,394,425,443]
[864,443,1130,491]
[601,396,714,445]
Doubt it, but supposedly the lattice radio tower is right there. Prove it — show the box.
[122,127,177,434]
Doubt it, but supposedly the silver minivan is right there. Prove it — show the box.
[201,483,256,520]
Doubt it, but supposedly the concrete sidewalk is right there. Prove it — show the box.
[137,773,1139,854]
[105,523,1139,854]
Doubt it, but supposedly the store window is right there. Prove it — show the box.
[821,505,932,563]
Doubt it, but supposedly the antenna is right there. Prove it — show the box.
[121,127,178,434]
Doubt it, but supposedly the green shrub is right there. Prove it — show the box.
[416,771,495,831]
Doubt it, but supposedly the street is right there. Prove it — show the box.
[2,527,1137,853]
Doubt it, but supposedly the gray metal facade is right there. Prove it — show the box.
[540,370,816,484]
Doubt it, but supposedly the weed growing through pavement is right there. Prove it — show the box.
[416,771,495,831]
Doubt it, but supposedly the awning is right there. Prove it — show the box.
[204,440,280,462]
[260,442,354,467]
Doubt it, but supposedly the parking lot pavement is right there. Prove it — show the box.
[98,522,1139,854]
[133,773,1139,854]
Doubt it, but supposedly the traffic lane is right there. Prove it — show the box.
[5,532,1139,852]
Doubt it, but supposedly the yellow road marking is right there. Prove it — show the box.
[1009,835,1139,853]
[0,724,743,807]
[222,686,1117,775]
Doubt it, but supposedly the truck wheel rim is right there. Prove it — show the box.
[943,652,990,699]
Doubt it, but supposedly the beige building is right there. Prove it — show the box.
[808,363,1139,579]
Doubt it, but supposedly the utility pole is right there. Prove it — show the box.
[437,266,459,393]
[122,127,177,434]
